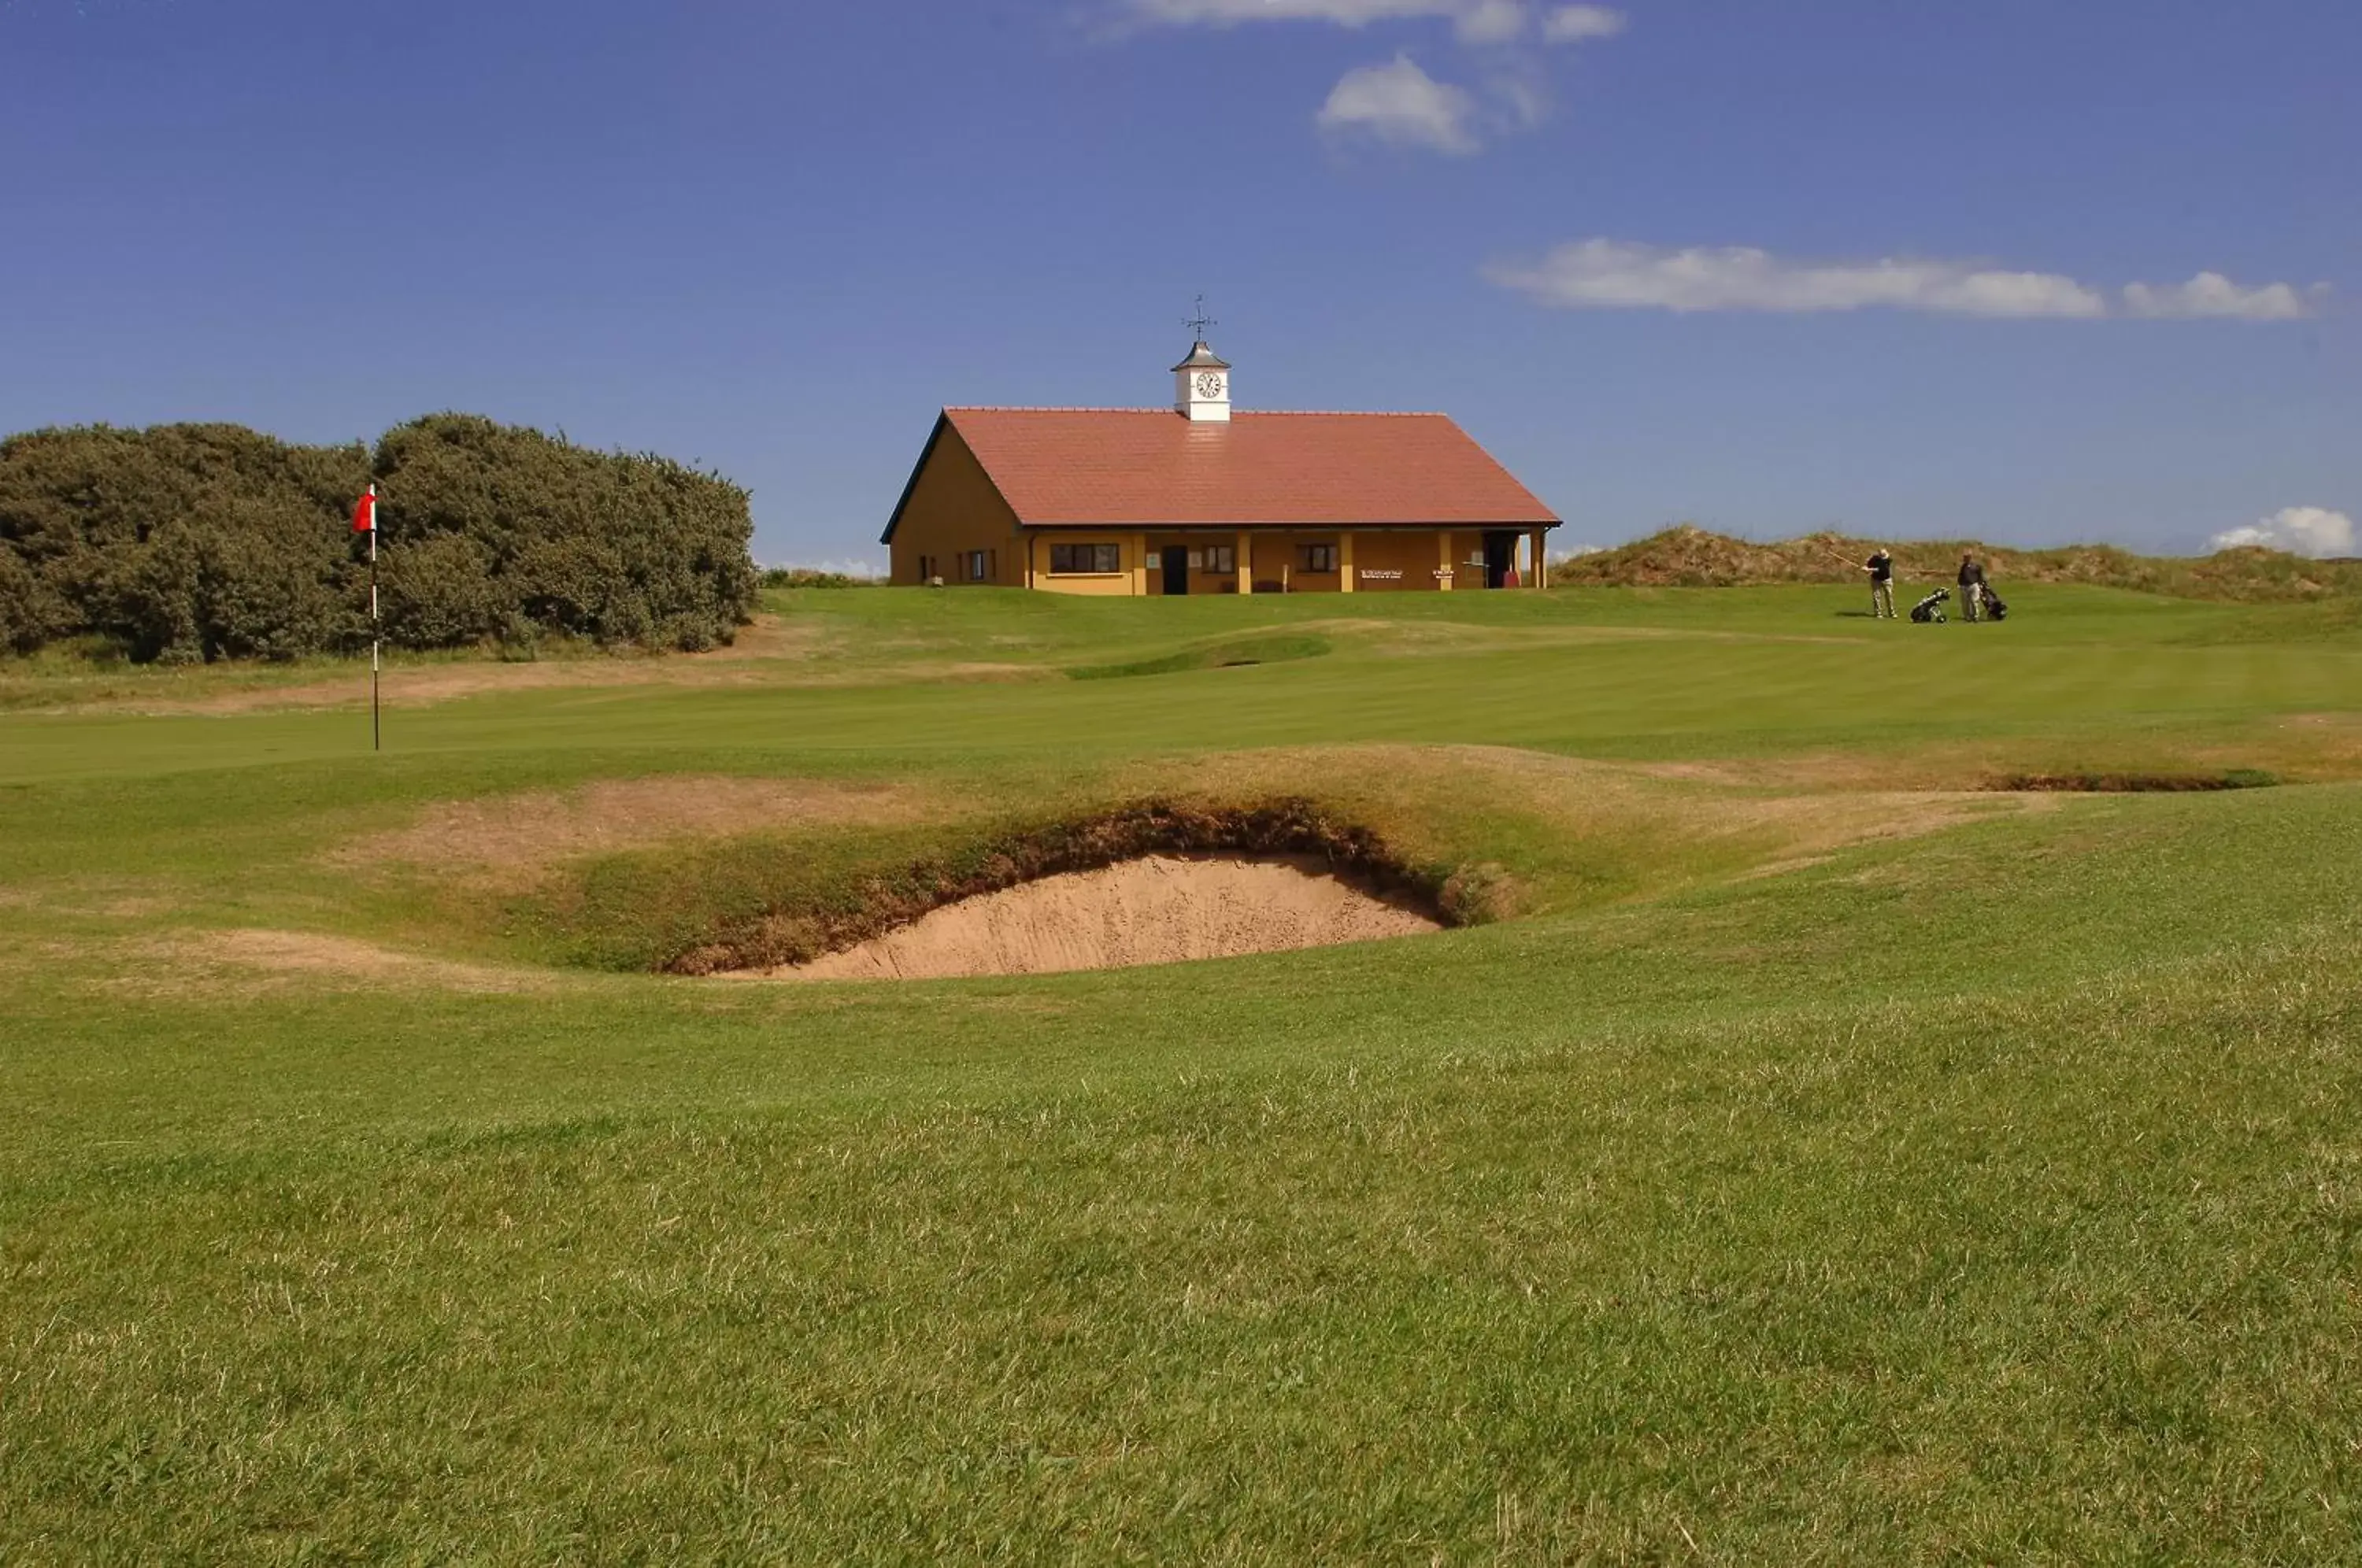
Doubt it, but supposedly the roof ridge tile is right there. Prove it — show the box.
[943,407,1451,418]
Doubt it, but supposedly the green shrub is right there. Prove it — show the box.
[0,414,758,663]
[760,567,878,589]
[379,531,503,648]
[0,546,64,655]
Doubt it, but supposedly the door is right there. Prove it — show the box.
[1483,531,1516,590]
[1161,545,1190,596]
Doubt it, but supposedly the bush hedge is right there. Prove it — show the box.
[0,413,757,662]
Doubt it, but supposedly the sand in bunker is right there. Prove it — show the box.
[768,854,1443,982]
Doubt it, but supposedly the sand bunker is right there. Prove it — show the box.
[745,853,1442,982]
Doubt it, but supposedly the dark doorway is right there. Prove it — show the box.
[1483,531,1517,590]
[1162,545,1190,595]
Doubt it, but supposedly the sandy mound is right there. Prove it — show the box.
[107,930,565,997]
[751,853,1442,982]
[1554,524,2362,601]
[333,775,927,886]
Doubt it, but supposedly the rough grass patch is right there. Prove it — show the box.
[1992,770,2279,793]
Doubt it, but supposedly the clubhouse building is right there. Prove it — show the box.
[882,338,1560,594]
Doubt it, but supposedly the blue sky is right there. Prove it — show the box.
[3,0,2355,563]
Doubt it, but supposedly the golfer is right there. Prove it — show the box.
[1862,547,1896,619]
[1957,553,1987,622]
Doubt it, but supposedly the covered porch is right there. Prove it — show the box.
[1024,527,1553,595]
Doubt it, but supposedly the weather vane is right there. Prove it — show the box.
[1185,294,1217,342]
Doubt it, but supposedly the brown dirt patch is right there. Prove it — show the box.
[335,775,929,887]
[741,853,1442,982]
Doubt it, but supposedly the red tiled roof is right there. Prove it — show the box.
[912,408,1558,531]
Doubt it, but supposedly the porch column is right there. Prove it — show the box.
[1028,531,1044,590]
[1237,530,1253,595]
[1532,529,1547,590]
[1130,532,1148,597]
[1339,531,1356,594]
[1436,529,1454,591]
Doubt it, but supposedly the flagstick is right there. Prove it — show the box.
[368,486,380,753]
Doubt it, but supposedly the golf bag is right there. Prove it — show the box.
[1909,587,1950,623]
[1980,588,2008,622]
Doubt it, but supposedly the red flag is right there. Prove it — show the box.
[352,487,377,534]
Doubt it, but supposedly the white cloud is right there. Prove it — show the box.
[2123,272,2318,321]
[1125,0,1627,43]
[1126,0,1506,32]
[1487,68,1551,129]
[1456,0,1528,43]
[1485,239,2110,317]
[1317,54,1482,152]
[1119,1,1625,150]
[1541,4,1625,43]
[2207,507,2356,558]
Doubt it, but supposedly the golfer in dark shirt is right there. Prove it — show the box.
[1863,549,1895,619]
[1957,554,1987,621]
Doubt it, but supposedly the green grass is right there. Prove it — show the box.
[3,583,2360,1561]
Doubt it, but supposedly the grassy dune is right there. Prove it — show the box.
[2,582,2360,1561]
[1556,523,2362,601]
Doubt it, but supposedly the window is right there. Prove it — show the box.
[1202,545,1235,575]
[1301,544,1338,573]
[1050,543,1122,574]
[964,549,991,582]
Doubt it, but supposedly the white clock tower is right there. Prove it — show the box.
[1173,338,1231,423]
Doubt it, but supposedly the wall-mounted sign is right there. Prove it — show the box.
[1359,568,1404,581]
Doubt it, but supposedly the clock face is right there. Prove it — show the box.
[1194,372,1225,400]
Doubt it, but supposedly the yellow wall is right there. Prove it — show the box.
[1444,530,1476,591]
[1134,533,1364,595]
[1030,533,1142,597]
[887,423,1024,586]
[1142,531,1540,594]
[1264,534,1343,594]
[1141,534,1256,595]
[1249,534,1293,594]
[1346,531,1442,593]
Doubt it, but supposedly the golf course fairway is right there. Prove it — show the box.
[4,581,2359,1560]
